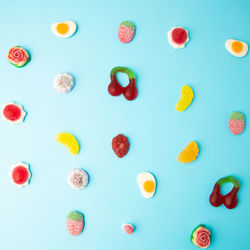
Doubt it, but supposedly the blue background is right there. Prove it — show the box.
[0,0,249,249]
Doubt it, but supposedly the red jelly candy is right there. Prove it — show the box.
[3,104,21,121]
[12,166,29,185]
[112,134,130,158]
[108,67,137,101]
[209,176,240,209]
[171,27,188,44]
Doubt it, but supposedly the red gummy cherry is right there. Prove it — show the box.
[171,28,187,44]
[209,184,224,207]
[112,134,130,158]
[123,79,137,101]
[108,75,123,96]
[12,166,29,184]
[3,104,21,121]
[224,187,239,209]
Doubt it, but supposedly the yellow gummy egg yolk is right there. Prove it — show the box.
[143,180,155,193]
[56,23,69,34]
[232,41,243,53]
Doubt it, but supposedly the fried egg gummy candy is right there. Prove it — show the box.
[137,172,156,199]
[7,46,30,67]
[191,225,211,249]
[66,211,84,236]
[51,21,77,38]
[176,85,194,111]
[56,132,80,155]
[108,66,137,101]
[178,141,199,163]
[168,27,189,49]
[209,176,240,209]
[118,21,135,43]
[225,39,248,57]
[229,112,245,135]
[11,162,31,187]
[1,102,26,124]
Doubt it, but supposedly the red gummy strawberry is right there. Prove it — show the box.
[229,112,245,135]
[112,134,130,158]
[118,21,135,43]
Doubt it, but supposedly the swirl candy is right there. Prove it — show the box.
[209,176,240,209]
[108,67,137,101]
[7,46,30,67]
[191,225,211,249]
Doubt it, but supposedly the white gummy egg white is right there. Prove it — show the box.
[137,172,156,199]
[225,39,248,57]
[51,21,77,38]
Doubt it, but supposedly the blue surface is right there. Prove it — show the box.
[0,0,249,249]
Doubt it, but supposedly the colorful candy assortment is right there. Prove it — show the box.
[4,19,248,246]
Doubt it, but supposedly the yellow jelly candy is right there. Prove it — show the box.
[56,132,80,155]
[177,141,199,163]
[176,85,194,112]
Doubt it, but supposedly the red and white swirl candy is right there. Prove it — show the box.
[7,46,30,67]
[191,225,211,249]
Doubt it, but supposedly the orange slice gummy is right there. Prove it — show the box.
[177,141,199,163]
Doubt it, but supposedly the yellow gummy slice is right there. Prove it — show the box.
[175,85,194,112]
[56,132,79,155]
[177,141,199,163]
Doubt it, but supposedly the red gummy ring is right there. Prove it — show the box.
[171,27,188,44]
[12,165,30,185]
[2,102,26,124]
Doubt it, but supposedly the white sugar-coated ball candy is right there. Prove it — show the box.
[53,73,75,93]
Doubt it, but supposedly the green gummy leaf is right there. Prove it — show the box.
[120,21,135,30]
[67,211,83,221]
[229,112,244,121]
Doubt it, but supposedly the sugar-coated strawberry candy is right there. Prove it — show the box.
[112,134,130,158]
[66,211,84,236]
[118,21,135,43]
[229,112,245,135]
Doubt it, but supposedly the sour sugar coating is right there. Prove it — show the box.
[209,176,240,209]
[123,224,135,234]
[191,225,211,249]
[7,46,30,67]
[229,112,245,135]
[68,169,89,190]
[176,85,194,111]
[1,102,27,124]
[56,132,80,155]
[11,162,31,187]
[177,141,199,163]
[168,27,189,49]
[66,211,84,236]
[108,66,137,101]
[53,73,75,93]
[112,134,130,158]
[118,21,135,43]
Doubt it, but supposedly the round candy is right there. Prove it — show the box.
[7,46,30,67]
[229,112,245,135]
[191,225,211,249]
[123,224,135,234]
[11,162,31,187]
[118,21,135,43]
[51,21,77,38]
[1,102,26,124]
[168,27,189,49]
[53,73,75,93]
[66,211,84,236]
[112,134,130,158]
[68,169,89,190]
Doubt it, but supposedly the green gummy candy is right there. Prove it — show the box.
[229,112,244,121]
[67,211,83,221]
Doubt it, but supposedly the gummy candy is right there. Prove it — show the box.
[66,211,84,236]
[123,224,135,234]
[177,141,199,163]
[2,102,26,124]
[118,21,135,43]
[112,134,130,158]
[56,132,79,155]
[229,112,245,135]
[209,176,240,209]
[7,46,30,67]
[108,67,137,101]
[11,162,31,187]
[176,85,194,112]
[168,27,189,49]
[191,225,211,249]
